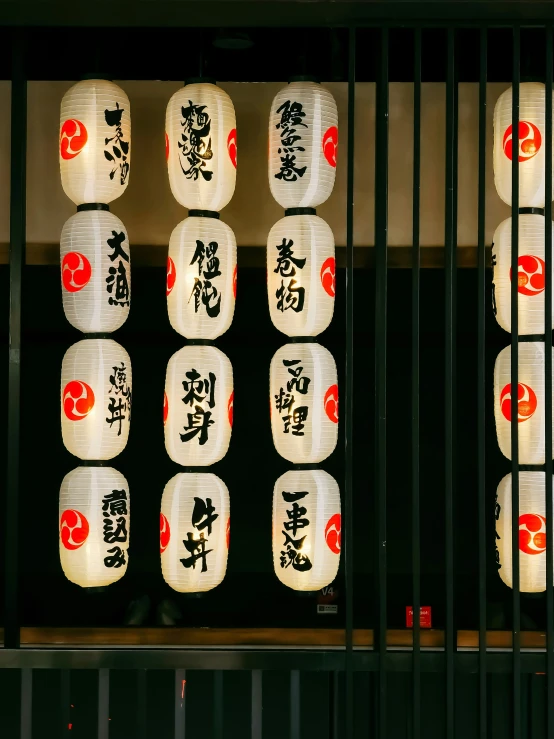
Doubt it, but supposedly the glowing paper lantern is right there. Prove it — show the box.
[496,471,554,592]
[269,81,338,209]
[267,214,335,337]
[270,342,338,463]
[273,469,340,591]
[166,82,237,212]
[493,341,554,464]
[60,208,131,333]
[60,79,131,206]
[167,215,236,339]
[160,472,229,593]
[60,465,129,588]
[493,82,553,207]
[492,214,552,335]
[164,344,233,466]
[61,339,132,460]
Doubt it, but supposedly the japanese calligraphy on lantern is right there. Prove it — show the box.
[270,342,338,464]
[161,472,229,593]
[60,466,130,588]
[267,214,335,337]
[269,81,338,209]
[61,210,131,334]
[104,103,130,185]
[106,361,131,437]
[167,216,236,340]
[273,469,340,591]
[166,83,237,211]
[165,344,233,466]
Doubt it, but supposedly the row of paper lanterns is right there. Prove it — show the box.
[492,82,554,593]
[58,78,341,593]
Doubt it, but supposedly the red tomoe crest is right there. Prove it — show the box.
[62,251,92,293]
[503,121,542,162]
[60,509,89,550]
[60,119,88,160]
[165,132,169,162]
[500,382,537,423]
[226,517,231,549]
[322,126,338,167]
[320,257,336,298]
[228,392,234,427]
[163,391,169,426]
[233,265,237,299]
[227,128,237,168]
[160,513,171,553]
[519,513,547,555]
[324,384,339,423]
[166,257,176,296]
[63,380,95,421]
[325,513,341,554]
[510,255,546,296]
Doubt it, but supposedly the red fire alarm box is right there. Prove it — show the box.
[406,606,432,628]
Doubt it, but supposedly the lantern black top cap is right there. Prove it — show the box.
[188,209,220,220]
[81,73,112,82]
[185,77,217,86]
[77,203,109,212]
[289,75,320,84]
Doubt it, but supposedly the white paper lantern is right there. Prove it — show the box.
[61,339,132,460]
[493,342,554,464]
[60,209,131,333]
[166,82,236,212]
[164,344,233,466]
[160,472,229,593]
[167,215,236,339]
[270,342,338,463]
[492,214,553,335]
[267,214,335,337]
[269,81,338,209]
[493,82,553,207]
[496,471,554,592]
[272,469,340,591]
[60,79,131,206]
[60,465,130,588]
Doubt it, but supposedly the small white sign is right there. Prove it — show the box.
[317,604,338,615]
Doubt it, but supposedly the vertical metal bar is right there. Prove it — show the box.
[511,25,521,739]
[98,669,109,739]
[214,671,223,739]
[329,672,339,739]
[477,24,488,739]
[444,26,457,739]
[375,26,389,739]
[20,669,32,739]
[174,669,186,738]
[290,671,300,739]
[411,26,422,739]
[251,670,262,739]
[545,21,554,739]
[5,28,26,651]
[61,670,71,737]
[137,670,147,739]
[345,23,356,739]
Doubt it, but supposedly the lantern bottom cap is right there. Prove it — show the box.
[293,590,320,597]
[84,586,108,594]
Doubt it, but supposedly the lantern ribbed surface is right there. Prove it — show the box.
[61,339,132,460]
[493,342,554,464]
[492,214,552,335]
[166,83,237,211]
[164,344,233,466]
[267,214,335,337]
[272,469,340,591]
[493,82,553,207]
[161,472,229,593]
[60,465,130,588]
[60,79,131,205]
[496,471,553,593]
[269,81,338,209]
[270,342,338,464]
[60,209,131,333]
[167,216,236,339]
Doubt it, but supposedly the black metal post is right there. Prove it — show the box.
[98,669,109,739]
[5,27,27,651]
[214,671,224,739]
[137,669,147,739]
[20,669,32,739]
[290,670,300,739]
[251,670,262,739]
[174,669,186,738]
